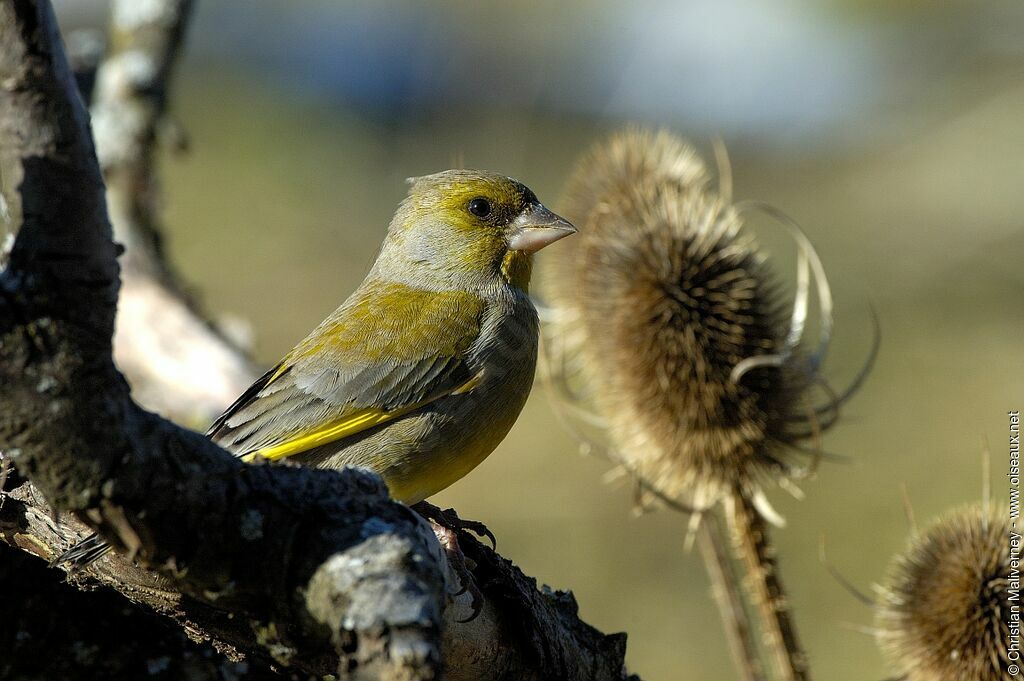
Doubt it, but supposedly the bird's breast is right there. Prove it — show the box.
[309,291,541,504]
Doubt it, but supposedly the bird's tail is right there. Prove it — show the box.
[51,532,112,570]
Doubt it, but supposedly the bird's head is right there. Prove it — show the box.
[379,170,575,292]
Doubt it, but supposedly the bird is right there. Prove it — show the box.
[210,169,575,502]
[57,169,575,568]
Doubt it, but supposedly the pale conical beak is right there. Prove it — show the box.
[507,204,577,253]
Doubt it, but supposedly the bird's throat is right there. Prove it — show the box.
[501,250,533,291]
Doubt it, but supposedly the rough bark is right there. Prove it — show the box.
[0,2,635,679]
[0,538,282,681]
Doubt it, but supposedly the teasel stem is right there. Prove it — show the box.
[698,510,767,681]
[725,487,810,681]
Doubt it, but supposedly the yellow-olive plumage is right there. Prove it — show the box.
[208,169,574,503]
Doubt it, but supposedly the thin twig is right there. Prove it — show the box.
[898,483,917,535]
[725,487,810,681]
[817,533,874,607]
[698,510,766,681]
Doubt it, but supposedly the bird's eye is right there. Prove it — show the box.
[468,197,492,218]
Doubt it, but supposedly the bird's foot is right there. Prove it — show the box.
[411,500,496,549]
[429,522,484,623]
[413,501,493,622]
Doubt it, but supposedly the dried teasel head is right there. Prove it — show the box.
[874,503,1012,681]
[539,128,864,511]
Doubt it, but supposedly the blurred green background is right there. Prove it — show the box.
[57,1,1023,679]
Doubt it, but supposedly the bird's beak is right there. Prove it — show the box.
[508,204,577,253]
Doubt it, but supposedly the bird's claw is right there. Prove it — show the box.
[452,556,484,624]
[458,579,484,623]
[454,517,496,549]
[411,500,496,549]
[426,517,485,622]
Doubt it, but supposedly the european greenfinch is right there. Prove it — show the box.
[208,169,576,503]
[58,170,574,568]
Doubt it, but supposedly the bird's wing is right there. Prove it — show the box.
[207,284,485,462]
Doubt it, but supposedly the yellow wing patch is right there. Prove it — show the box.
[240,407,413,462]
[240,370,483,463]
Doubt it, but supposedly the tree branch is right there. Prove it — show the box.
[90,0,256,424]
[92,0,195,282]
[0,2,635,679]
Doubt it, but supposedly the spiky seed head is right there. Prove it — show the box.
[875,503,1012,681]
[540,128,818,507]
